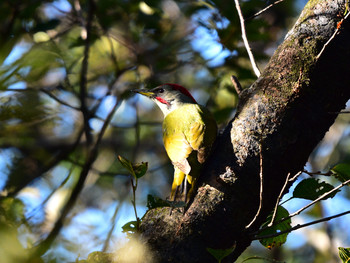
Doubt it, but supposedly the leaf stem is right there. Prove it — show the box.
[131,178,140,230]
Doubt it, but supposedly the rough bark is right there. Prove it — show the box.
[140,1,350,262]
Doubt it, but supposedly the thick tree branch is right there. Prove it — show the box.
[140,1,350,262]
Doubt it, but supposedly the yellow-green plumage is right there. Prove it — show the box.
[133,84,217,203]
[162,103,217,199]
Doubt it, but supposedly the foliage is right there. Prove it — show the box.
[331,163,350,183]
[118,155,147,233]
[339,247,350,263]
[146,194,170,209]
[292,178,338,201]
[258,206,291,249]
[207,247,235,263]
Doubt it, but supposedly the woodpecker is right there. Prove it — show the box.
[133,84,217,203]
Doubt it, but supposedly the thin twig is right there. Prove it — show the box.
[246,143,264,228]
[316,12,350,60]
[255,209,350,240]
[254,177,350,236]
[8,87,80,111]
[266,178,350,231]
[246,0,285,20]
[32,98,121,258]
[102,200,124,252]
[234,0,261,77]
[230,75,243,94]
[132,100,141,161]
[303,169,332,177]
[289,172,302,182]
[79,0,94,145]
[30,1,99,257]
[39,88,80,110]
[269,173,290,226]
[26,164,74,221]
[268,171,302,227]
[288,178,350,219]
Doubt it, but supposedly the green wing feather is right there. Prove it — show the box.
[163,104,217,197]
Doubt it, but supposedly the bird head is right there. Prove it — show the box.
[133,84,197,117]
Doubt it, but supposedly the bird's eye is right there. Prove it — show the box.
[157,88,164,93]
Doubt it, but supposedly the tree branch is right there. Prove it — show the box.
[32,97,121,258]
[247,0,286,20]
[79,0,94,145]
[234,0,261,77]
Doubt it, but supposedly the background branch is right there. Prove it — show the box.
[234,0,261,77]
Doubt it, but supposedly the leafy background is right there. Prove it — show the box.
[0,0,349,262]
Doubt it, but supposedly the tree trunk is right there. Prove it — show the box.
[140,1,350,262]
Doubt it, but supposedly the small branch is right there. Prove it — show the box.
[263,178,350,231]
[254,176,350,236]
[288,172,302,182]
[26,164,74,221]
[303,169,332,177]
[316,12,350,60]
[246,0,285,20]
[234,0,261,77]
[269,173,289,226]
[102,200,124,252]
[79,0,94,145]
[288,178,350,219]
[246,143,264,229]
[32,98,121,258]
[30,2,125,256]
[131,178,141,230]
[39,88,80,110]
[255,209,350,240]
[268,171,302,227]
[8,87,80,111]
[132,101,141,160]
[231,75,243,94]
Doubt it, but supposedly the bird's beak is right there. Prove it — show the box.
[132,89,155,98]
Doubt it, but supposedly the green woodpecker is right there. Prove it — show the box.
[133,84,217,202]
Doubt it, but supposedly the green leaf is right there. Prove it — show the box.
[338,247,350,263]
[121,221,138,235]
[146,194,170,209]
[118,155,135,176]
[133,162,148,179]
[117,155,148,179]
[207,247,235,263]
[331,163,350,183]
[293,178,338,201]
[258,206,291,249]
[0,197,25,224]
